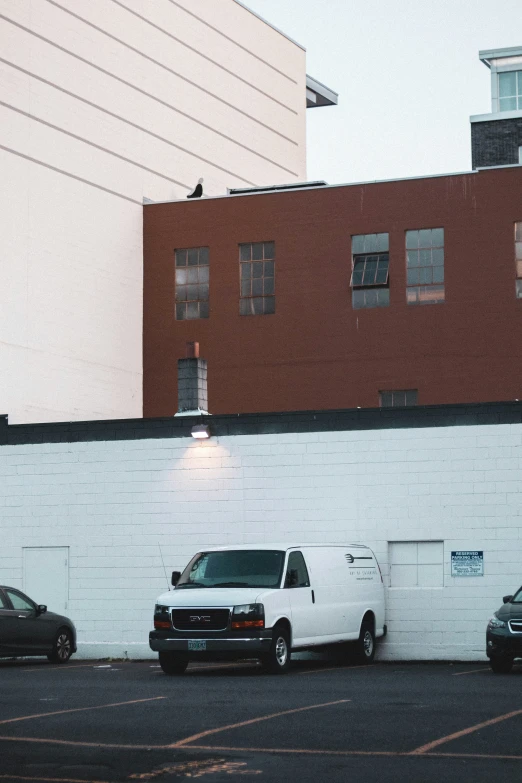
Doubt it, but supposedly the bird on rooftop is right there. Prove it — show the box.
[187,178,203,199]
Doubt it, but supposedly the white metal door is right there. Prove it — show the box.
[23,547,69,613]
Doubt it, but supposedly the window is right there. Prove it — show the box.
[498,70,522,112]
[406,228,444,305]
[516,223,522,299]
[175,247,209,320]
[379,389,418,407]
[239,242,275,316]
[519,146,522,165]
[285,551,310,588]
[6,589,35,611]
[351,233,389,309]
[389,542,443,588]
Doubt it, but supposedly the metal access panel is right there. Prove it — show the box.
[23,547,69,613]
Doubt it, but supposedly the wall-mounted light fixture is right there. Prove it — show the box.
[191,423,211,439]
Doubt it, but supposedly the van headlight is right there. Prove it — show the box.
[231,603,264,629]
[487,615,507,630]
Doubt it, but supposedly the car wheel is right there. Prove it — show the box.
[48,628,74,664]
[159,651,188,675]
[261,624,291,674]
[489,656,513,674]
[352,621,376,665]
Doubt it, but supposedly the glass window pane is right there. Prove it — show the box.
[364,289,377,307]
[252,243,263,260]
[405,231,419,249]
[241,262,251,279]
[175,269,188,285]
[405,390,418,406]
[239,298,251,316]
[380,391,393,407]
[431,228,444,246]
[264,277,275,295]
[199,247,209,265]
[252,278,263,296]
[352,265,364,286]
[199,301,209,319]
[176,303,186,320]
[499,97,517,111]
[252,297,264,314]
[263,242,275,259]
[407,287,419,304]
[407,250,419,267]
[187,267,199,284]
[375,267,388,285]
[407,268,420,285]
[352,289,365,309]
[516,259,522,278]
[198,265,209,283]
[433,266,444,284]
[377,288,390,306]
[363,234,378,253]
[516,280,522,299]
[419,229,432,248]
[188,248,199,265]
[420,267,433,284]
[376,233,389,252]
[264,261,275,277]
[240,244,251,261]
[186,301,199,319]
[516,241,522,260]
[499,71,517,97]
[516,223,522,242]
[175,249,187,266]
[175,286,187,302]
[419,248,431,265]
[432,248,444,266]
[241,280,251,297]
[198,284,209,301]
[186,285,198,301]
[418,285,445,304]
[263,296,275,314]
[351,235,365,254]
[252,261,263,278]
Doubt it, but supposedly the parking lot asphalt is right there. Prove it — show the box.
[0,657,521,783]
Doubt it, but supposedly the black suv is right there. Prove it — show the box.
[486,587,522,673]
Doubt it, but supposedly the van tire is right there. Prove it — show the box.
[489,656,513,674]
[352,621,376,665]
[159,652,188,675]
[261,625,291,674]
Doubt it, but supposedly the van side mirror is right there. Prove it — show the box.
[171,571,181,586]
[285,569,299,588]
[36,605,47,615]
[503,595,513,604]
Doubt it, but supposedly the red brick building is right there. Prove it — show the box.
[143,166,522,416]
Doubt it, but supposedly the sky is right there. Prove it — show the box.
[243,0,522,184]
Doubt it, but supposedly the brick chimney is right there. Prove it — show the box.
[175,342,209,416]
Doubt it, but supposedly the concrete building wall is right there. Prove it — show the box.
[0,0,307,424]
[1,410,520,661]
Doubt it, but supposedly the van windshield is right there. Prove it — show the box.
[176,550,285,589]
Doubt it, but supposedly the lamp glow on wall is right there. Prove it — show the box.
[191,424,211,439]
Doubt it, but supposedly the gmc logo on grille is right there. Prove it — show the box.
[190,615,211,622]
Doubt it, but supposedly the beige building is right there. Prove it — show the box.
[0,0,336,423]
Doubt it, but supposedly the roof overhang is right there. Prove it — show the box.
[306,74,338,108]
[479,46,522,68]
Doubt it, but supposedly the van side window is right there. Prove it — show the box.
[285,552,310,588]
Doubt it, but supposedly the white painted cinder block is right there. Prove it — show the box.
[1,421,521,661]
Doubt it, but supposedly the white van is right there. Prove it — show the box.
[149,544,386,674]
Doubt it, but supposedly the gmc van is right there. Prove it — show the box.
[149,544,386,674]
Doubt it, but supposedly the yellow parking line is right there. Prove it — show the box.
[171,699,350,748]
[408,708,522,754]
[0,697,166,725]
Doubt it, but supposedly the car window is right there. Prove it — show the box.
[0,590,8,609]
[285,551,310,588]
[5,590,35,611]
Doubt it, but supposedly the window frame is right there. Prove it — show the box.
[379,389,418,408]
[350,233,390,310]
[498,70,522,112]
[174,246,210,321]
[285,551,310,588]
[516,222,522,299]
[239,241,275,316]
[405,227,445,306]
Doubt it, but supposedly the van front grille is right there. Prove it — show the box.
[171,609,230,631]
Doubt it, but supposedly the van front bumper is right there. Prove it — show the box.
[149,630,272,656]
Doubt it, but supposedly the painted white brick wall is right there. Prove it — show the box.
[1,422,521,660]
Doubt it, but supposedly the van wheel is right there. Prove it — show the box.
[352,621,376,665]
[159,652,188,675]
[489,656,513,674]
[262,625,291,674]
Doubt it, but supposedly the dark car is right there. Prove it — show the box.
[0,586,76,663]
[486,587,522,673]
